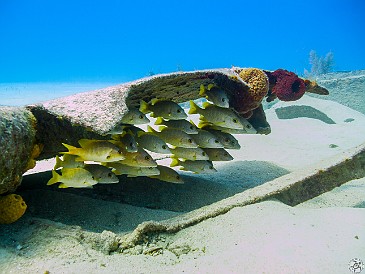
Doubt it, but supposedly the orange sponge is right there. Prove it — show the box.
[0,194,27,224]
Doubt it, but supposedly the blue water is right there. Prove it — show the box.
[0,82,119,106]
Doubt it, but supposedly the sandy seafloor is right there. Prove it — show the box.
[1,72,365,273]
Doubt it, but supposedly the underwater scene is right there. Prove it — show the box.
[1,1,365,273]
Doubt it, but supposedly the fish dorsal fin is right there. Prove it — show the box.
[207,84,215,90]
[150,98,161,105]
[199,84,206,96]
[78,139,98,148]
[137,131,147,138]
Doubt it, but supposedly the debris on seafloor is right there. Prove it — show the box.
[0,194,27,224]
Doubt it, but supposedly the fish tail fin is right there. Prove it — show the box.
[47,170,61,185]
[54,155,63,170]
[188,100,199,114]
[170,158,179,167]
[61,143,79,154]
[155,117,164,125]
[139,100,150,114]
[150,98,160,105]
[207,83,215,90]
[199,84,206,96]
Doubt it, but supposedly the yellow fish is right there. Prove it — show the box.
[199,121,256,134]
[47,168,98,188]
[155,117,198,134]
[54,154,84,170]
[199,127,241,149]
[83,164,119,184]
[136,132,171,154]
[62,140,125,162]
[140,99,187,120]
[149,165,184,184]
[121,107,150,125]
[189,101,246,130]
[106,163,160,177]
[203,148,234,161]
[199,84,229,108]
[118,148,157,167]
[190,129,224,148]
[147,126,198,148]
[110,131,138,152]
[170,158,217,174]
[170,147,209,160]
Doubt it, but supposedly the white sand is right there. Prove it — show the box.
[1,95,365,273]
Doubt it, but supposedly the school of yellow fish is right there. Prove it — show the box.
[48,84,257,188]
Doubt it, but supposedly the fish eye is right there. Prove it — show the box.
[214,139,219,143]
[162,145,167,149]
[106,155,111,159]
[222,98,226,102]
[177,109,181,113]
[176,175,180,180]
[224,153,228,156]
[209,166,214,169]
[148,167,153,170]
[233,119,238,123]
[130,142,134,147]
[92,176,96,180]
[188,139,193,143]
[190,126,194,130]
[139,115,144,119]
[108,173,112,177]
[202,152,206,156]
[246,124,252,129]
[145,156,150,160]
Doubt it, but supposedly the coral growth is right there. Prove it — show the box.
[0,194,27,224]
[231,68,269,117]
[266,69,306,101]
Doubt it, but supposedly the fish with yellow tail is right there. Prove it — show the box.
[199,126,241,149]
[140,99,187,120]
[147,125,198,148]
[110,131,138,152]
[47,168,98,188]
[199,84,229,108]
[189,101,245,130]
[120,107,150,125]
[149,165,184,184]
[83,164,119,184]
[170,158,217,174]
[136,131,171,154]
[155,117,198,134]
[62,140,125,162]
[170,147,209,160]
[203,148,234,161]
[54,154,85,170]
[199,120,256,134]
[105,163,160,177]
[117,148,157,167]
[189,129,224,148]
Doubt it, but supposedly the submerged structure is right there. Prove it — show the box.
[0,67,334,223]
